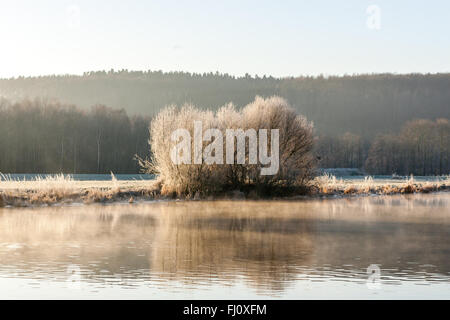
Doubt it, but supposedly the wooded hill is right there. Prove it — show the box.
[1,72,449,139]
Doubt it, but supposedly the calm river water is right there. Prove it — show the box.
[0,193,449,299]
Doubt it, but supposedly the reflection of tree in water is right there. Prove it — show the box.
[0,193,449,293]
[151,205,316,292]
[151,198,450,289]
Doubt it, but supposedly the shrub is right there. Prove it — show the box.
[146,96,316,197]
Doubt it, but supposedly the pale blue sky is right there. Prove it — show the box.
[0,0,449,78]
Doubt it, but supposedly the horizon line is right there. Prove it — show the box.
[2,70,450,81]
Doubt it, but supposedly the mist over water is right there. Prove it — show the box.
[0,193,449,299]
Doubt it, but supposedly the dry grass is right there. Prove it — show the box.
[0,174,77,206]
[0,172,448,208]
[311,174,449,196]
[0,173,160,207]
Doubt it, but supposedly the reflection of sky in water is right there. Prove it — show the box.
[0,193,449,299]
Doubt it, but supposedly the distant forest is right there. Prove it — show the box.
[0,98,150,174]
[318,119,449,175]
[0,71,449,175]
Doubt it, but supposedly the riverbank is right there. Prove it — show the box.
[0,174,160,207]
[0,174,448,208]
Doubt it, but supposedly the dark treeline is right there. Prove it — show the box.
[0,98,150,174]
[365,119,450,175]
[1,71,449,139]
[316,133,369,170]
[316,119,450,175]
